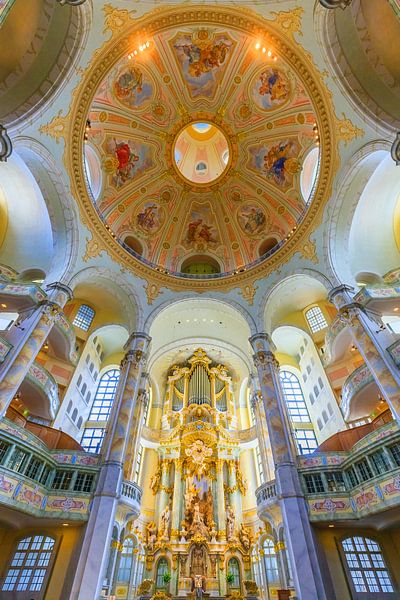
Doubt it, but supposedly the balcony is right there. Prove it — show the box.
[21,362,60,420]
[323,315,347,365]
[255,480,277,519]
[341,363,376,421]
[0,334,12,363]
[0,417,99,521]
[50,312,78,365]
[119,480,142,518]
[298,421,400,523]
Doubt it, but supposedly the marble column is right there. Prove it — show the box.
[0,282,72,416]
[123,373,149,481]
[249,332,329,600]
[251,391,274,482]
[329,285,400,420]
[67,332,150,600]
[157,459,171,527]
[216,459,226,542]
[171,460,183,541]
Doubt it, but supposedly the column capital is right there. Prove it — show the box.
[249,332,276,352]
[250,391,262,410]
[45,282,73,306]
[124,331,151,351]
[327,284,354,308]
[253,350,279,371]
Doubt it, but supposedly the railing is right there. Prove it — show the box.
[341,364,374,420]
[120,480,142,516]
[387,338,400,367]
[299,421,400,522]
[0,418,99,520]
[26,362,60,419]
[256,480,277,516]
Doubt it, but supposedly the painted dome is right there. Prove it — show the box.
[84,22,320,276]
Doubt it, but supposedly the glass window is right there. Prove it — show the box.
[256,446,264,484]
[134,445,143,483]
[305,306,328,333]
[155,558,169,588]
[25,457,43,481]
[88,369,120,422]
[51,470,72,490]
[279,371,311,423]
[2,536,55,592]
[389,443,400,466]
[294,430,318,455]
[7,449,29,473]
[117,538,134,582]
[345,466,359,488]
[74,472,95,493]
[228,558,240,589]
[80,428,105,454]
[325,472,346,492]
[263,539,279,583]
[355,459,373,482]
[73,304,95,331]
[369,450,391,475]
[304,473,324,494]
[342,536,394,594]
[0,440,10,463]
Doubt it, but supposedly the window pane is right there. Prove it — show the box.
[342,536,394,595]
[73,304,95,331]
[2,536,55,592]
[80,428,105,454]
[279,371,311,424]
[305,306,328,333]
[88,369,120,422]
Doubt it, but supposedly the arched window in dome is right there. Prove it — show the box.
[300,146,319,204]
[73,304,95,331]
[124,235,143,257]
[227,557,241,589]
[84,144,102,201]
[117,537,135,583]
[2,535,56,593]
[341,536,394,595]
[305,306,327,334]
[195,161,208,175]
[180,255,221,275]
[263,538,279,584]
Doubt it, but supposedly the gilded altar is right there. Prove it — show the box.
[140,349,255,598]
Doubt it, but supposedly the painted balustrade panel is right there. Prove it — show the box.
[0,335,13,363]
[388,338,400,367]
[27,362,60,418]
[323,315,347,365]
[53,312,78,364]
[0,281,46,303]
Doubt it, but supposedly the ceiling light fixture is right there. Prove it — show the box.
[255,42,277,61]
[128,41,151,60]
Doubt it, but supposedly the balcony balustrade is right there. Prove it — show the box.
[0,418,99,520]
[298,421,400,522]
[255,480,277,519]
[120,480,142,517]
[387,338,400,367]
[341,363,374,420]
[26,362,60,419]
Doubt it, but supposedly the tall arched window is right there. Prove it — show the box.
[2,535,55,592]
[342,536,395,595]
[81,369,120,453]
[279,371,311,423]
[73,304,95,331]
[280,371,318,454]
[88,369,120,421]
[305,306,327,333]
[155,558,169,589]
[263,539,279,584]
[228,558,241,589]
[117,537,134,583]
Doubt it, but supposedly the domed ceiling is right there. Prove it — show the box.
[85,20,320,276]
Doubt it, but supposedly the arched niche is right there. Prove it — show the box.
[258,238,279,257]
[180,255,221,275]
[123,235,143,256]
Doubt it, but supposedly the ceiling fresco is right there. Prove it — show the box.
[85,23,319,275]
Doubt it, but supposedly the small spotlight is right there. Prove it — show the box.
[1,303,6,308]
[267,50,272,57]
[146,41,150,48]
[262,47,266,53]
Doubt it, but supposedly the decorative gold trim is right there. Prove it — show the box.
[62,4,339,293]
[336,113,365,147]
